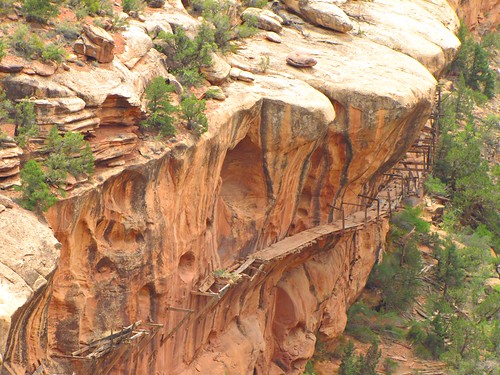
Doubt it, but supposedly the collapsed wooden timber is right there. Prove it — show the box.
[70,321,163,360]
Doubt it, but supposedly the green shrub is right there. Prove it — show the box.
[14,100,38,147]
[122,0,145,13]
[452,23,496,98]
[43,126,95,184]
[55,22,82,41]
[194,0,258,52]
[0,40,6,62]
[141,77,177,137]
[10,25,45,59]
[424,176,447,196]
[339,341,381,375]
[0,89,14,123]
[42,43,66,63]
[66,0,111,16]
[21,0,59,23]
[157,26,215,86]
[179,94,208,135]
[17,159,57,211]
[0,0,15,15]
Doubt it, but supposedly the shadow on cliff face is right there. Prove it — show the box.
[217,135,267,262]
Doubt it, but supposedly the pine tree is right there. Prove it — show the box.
[21,0,59,23]
[17,159,56,211]
[179,94,208,135]
[142,77,177,137]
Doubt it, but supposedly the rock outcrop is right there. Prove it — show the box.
[0,1,462,374]
[0,204,60,372]
[74,24,116,63]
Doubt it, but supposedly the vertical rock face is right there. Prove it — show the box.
[448,0,500,31]
[0,1,461,374]
[0,203,60,375]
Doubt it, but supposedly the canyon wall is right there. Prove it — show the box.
[448,0,499,32]
[0,1,461,374]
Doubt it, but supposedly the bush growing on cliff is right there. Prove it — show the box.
[0,40,6,63]
[17,159,57,211]
[141,77,177,137]
[122,0,145,13]
[192,0,258,52]
[156,27,215,86]
[10,25,45,60]
[14,100,38,148]
[339,341,381,375]
[43,126,95,184]
[179,94,208,135]
[21,0,59,23]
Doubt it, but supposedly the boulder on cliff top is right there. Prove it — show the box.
[286,51,318,68]
[242,8,283,33]
[200,53,231,85]
[74,24,115,63]
[118,25,153,69]
[297,0,353,33]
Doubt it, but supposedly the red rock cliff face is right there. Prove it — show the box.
[448,0,500,31]
[0,1,462,374]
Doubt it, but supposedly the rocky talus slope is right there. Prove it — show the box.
[0,0,461,374]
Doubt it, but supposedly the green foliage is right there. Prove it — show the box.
[0,89,14,124]
[21,0,59,23]
[193,0,258,52]
[435,240,465,297]
[179,94,208,135]
[434,77,500,243]
[0,0,15,15]
[302,360,316,375]
[122,0,145,13]
[55,22,82,41]
[346,302,405,343]
[339,341,381,375]
[10,25,45,59]
[141,77,177,137]
[66,0,111,16]
[0,39,6,63]
[41,43,66,63]
[14,100,38,148]
[452,23,496,98]
[17,159,57,211]
[424,175,447,196]
[158,27,215,86]
[43,126,95,184]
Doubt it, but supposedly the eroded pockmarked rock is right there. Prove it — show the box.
[0,207,60,368]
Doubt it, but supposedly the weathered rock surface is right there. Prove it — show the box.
[0,139,22,188]
[0,1,462,374]
[200,53,231,85]
[74,24,115,63]
[286,51,318,67]
[296,0,353,33]
[0,206,60,370]
[242,8,283,33]
[118,25,153,69]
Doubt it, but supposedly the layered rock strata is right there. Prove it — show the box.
[0,1,461,374]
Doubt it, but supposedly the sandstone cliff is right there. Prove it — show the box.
[0,1,460,374]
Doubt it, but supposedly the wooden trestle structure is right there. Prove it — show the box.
[47,87,441,375]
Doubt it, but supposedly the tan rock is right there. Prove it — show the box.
[118,25,153,69]
[298,0,353,33]
[92,133,138,162]
[143,12,173,38]
[242,8,283,33]
[200,53,231,85]
[286,51,318,68]
[32,60,57,77]
[0,208,60,357]
[238,70,255,82]
[266,31,282,43]
[74,24,115,63]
